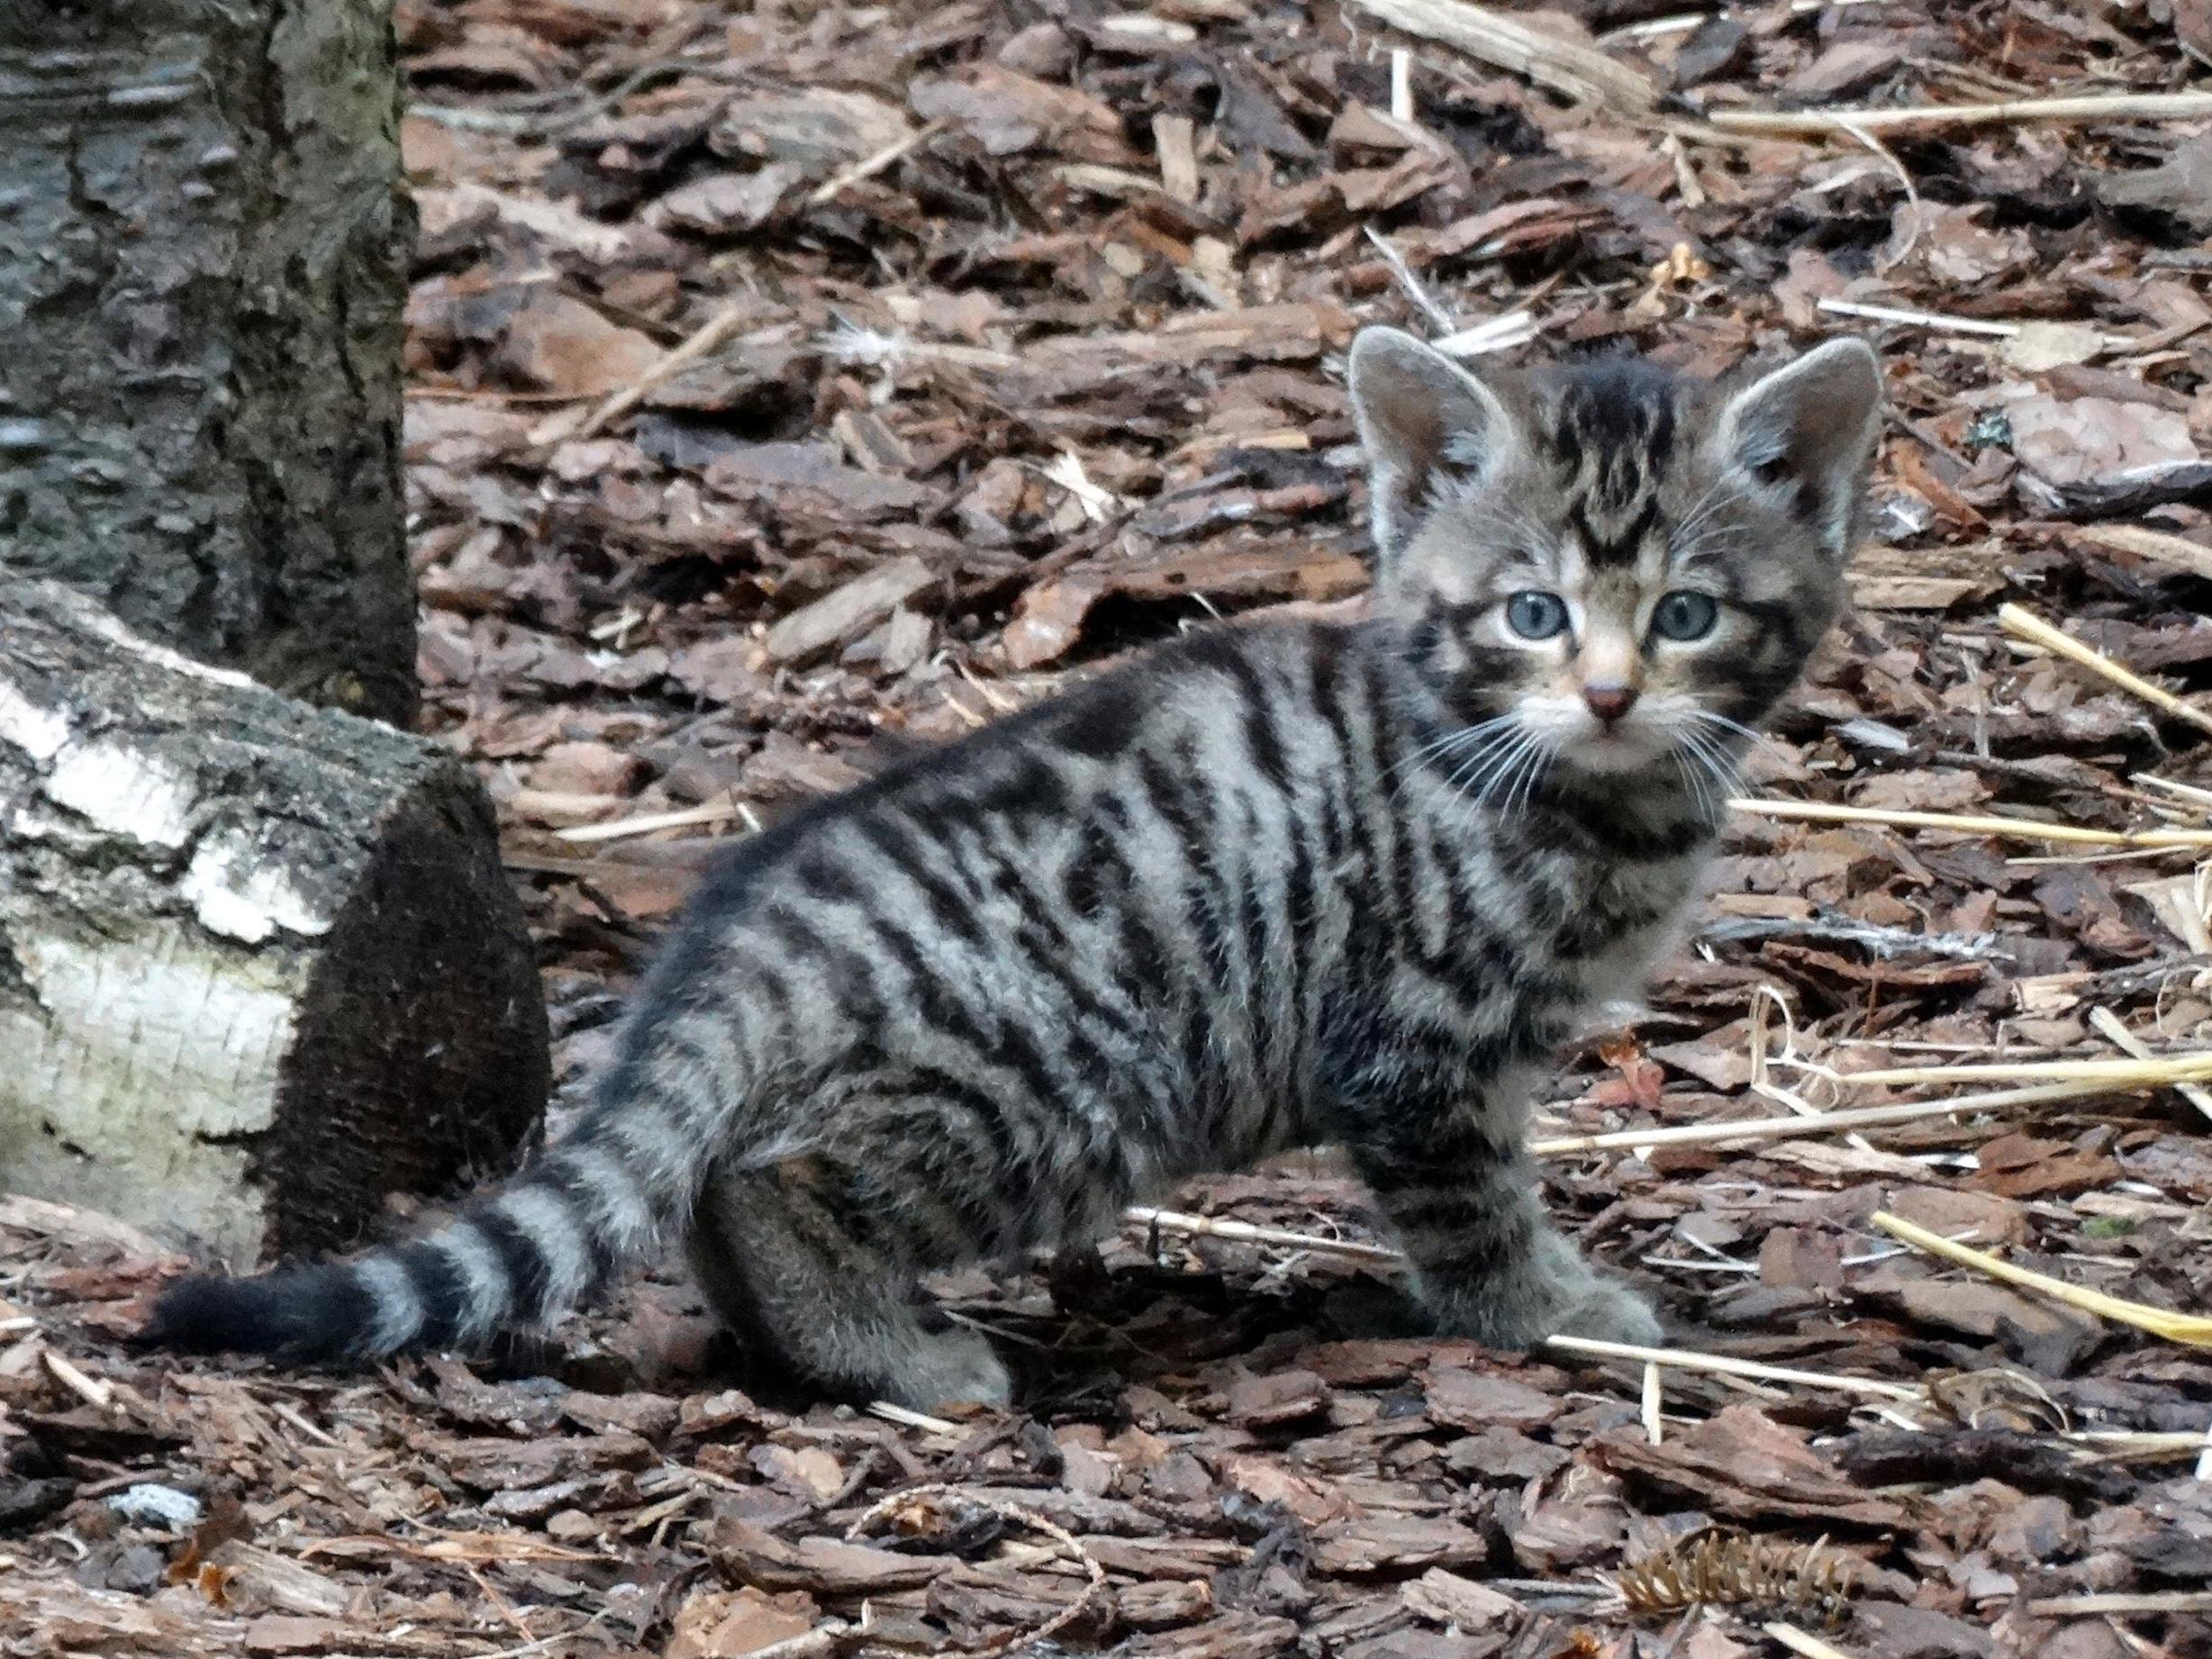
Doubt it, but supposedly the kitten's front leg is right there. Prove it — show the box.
[1340,1087,1662,1351]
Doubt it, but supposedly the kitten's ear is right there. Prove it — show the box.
[1347,327,1520,570]
[1715,337,1884,554]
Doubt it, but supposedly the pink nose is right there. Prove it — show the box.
[1582,683,1637,724]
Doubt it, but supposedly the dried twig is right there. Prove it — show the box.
[1530,1075,2116,1156]
[1763,1623,1863,1659]
[847,1484,1108,1659]
[2026,1591,2212,1617]
[1999,602,2212,738]
[555,794,760,845]
[1127,1205,1402,1263]
[2088,1007,2212,1128]
[2070,1429,2212,1461]
[1546,1336,1920,1401]
[867,1401,962,1435]
[267,1399,344,1450]
[1363,227,1457,333]
[1703,911,2008,961]
[528,301,759,446]
[1872,1211,2212,1346]
[472,1616,616,1659]
[2077,523,2212,584]
[1432,310,1540,358]
[42,1349,113,1411]
[2139,774,2212,814]
[1711,90,2212,137]
[809,119,946,207]
[1347,0,1657,114]
[1815,298,2019,337]
[712,1625,849,1659]
[1781,1052,2212,1089]
[1600,0,1893,41]
[1835,119,1923,266]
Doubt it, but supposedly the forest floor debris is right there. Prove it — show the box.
[8,0,2212,1654]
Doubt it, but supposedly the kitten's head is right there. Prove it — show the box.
[1347,328,1882,791]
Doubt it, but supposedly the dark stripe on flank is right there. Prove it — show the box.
[858,818,991,947]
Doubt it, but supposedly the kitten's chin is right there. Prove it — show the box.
[1559,732,1670,775]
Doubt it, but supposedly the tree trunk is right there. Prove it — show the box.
[0,582,548,1270]
[0,0,418,725]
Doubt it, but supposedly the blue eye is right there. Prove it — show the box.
[1653,590,1719,641]
[1505,591,1569,639]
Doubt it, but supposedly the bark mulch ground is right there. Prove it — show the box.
[7,0,2212,1654]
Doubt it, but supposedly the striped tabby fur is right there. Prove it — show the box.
[143,330,1883,1409]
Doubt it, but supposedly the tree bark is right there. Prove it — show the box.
[0,0,418,724]
[0,582,548,1270]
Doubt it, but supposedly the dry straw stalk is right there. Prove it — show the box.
[2079,525,2212,584]
[1528,1074,2140,1156]
[1348,0,1658,114]
[2089,1006,2212,1128]
[1872,1211,2212,1347]
[1795,1052,2212,1089]
[1999,602,2212,738]
[1728,796,2212,850]
[1547,1334,1919,1401]
[1711,91,2212,136]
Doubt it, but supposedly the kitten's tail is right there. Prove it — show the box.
[139,1058,716,1364]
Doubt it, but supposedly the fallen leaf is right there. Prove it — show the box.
[2004,392,2202,489]
[497,293,663,397]
[666,1586,820,1659]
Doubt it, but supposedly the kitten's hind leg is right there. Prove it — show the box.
[685,1156,1012,1411]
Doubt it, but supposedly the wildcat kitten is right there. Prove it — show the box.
[143,329,1883,1410]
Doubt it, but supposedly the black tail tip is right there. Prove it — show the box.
[136,1274,281,1355]
[136,1269,363,1362]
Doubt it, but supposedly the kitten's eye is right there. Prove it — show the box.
[1652,590,1719,642]
[1749,454,1790,488]
[1504,591,1570,640]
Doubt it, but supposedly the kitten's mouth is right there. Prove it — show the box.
[1564,727,1669,774]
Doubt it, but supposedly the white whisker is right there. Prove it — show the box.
[1500,738,1555,817]
[1389,713,1519,782]
[1687,708,1766,748]
[1672,723,1741,824]
[1464,733,1536,807]
[1670,749,1709,821]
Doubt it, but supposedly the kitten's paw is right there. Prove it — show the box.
[889,1332,1014,1412]
[1549,1277,1664,1348]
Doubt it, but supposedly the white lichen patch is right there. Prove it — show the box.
[0,683,69,760]
[41,740,197,848]
[182,830,335,943]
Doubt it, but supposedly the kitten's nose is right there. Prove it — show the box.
[1582,683,1638,725]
